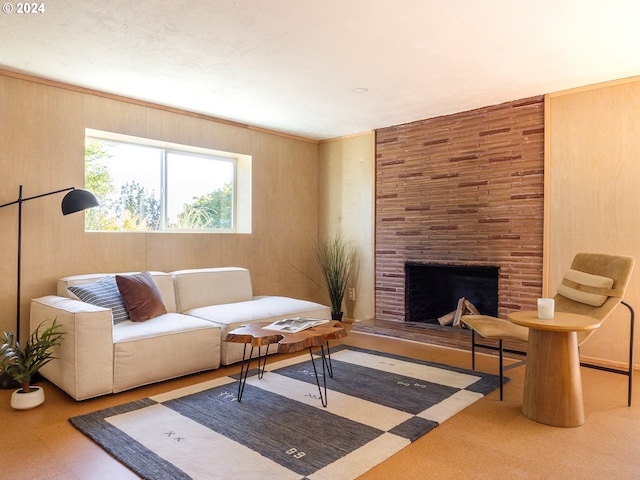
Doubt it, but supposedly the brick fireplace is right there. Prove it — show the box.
[375,96,545,324]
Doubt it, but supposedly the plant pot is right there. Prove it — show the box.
[331,312,344,321]
[11,385,45,410]
[0,371,20,389]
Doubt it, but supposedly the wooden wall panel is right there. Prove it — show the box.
[0,73,322,340]
[318,133,376,320]
[546,76,640,368]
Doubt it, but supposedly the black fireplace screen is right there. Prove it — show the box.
[405,263,499,322]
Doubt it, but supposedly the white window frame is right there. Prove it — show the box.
[85,128,252,234]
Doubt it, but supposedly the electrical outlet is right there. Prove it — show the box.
[347,288,356,301]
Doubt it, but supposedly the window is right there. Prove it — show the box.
[84,129,251,233]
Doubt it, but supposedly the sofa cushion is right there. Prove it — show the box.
[111,312,221,392]
[67,276,130,324]
[172,267,254,312]
[116,271,167,322]
[112,312,218,343]
[186,296,329,325]
[186,295,331,365]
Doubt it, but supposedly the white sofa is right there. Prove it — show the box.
[30,267,331,401]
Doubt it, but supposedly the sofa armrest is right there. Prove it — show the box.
[30,296,115,401]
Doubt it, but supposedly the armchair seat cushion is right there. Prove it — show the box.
[461,314,529,342]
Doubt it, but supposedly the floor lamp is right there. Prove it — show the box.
[0,185,99,389]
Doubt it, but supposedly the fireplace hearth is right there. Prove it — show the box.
[405,263,499,323]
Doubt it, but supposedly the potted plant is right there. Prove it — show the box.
[0,319,63,409]
[315,236,357,321]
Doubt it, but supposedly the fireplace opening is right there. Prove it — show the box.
[405,263,499,323]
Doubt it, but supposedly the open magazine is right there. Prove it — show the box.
[262,317,330,333]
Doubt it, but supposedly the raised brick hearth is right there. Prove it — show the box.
[375,96,545,323]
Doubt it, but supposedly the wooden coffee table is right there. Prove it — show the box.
[225,320,347,407]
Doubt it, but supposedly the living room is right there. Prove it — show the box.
[2,1,640,479]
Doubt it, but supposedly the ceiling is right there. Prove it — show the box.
[2,0,640,140]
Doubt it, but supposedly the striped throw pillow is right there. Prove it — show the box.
[68,276,130,324]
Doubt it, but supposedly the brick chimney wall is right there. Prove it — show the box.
[375,96,545,322]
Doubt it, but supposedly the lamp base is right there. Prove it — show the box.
[0,371,19,390]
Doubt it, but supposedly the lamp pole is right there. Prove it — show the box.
[0,184,99,389]
[0,185,87,341]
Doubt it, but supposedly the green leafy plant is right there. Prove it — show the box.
[314,236,357,317]
[0,320,63,393]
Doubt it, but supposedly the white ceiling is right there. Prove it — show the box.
[2,0,640,140]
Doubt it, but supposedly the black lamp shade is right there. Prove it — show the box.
[61,189,100,215]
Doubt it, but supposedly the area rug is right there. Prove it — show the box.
[70,346,501,480]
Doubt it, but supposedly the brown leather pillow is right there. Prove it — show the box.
[116,271,167,322]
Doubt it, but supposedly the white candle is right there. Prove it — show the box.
[537,298,554,319]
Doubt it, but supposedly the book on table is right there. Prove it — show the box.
[262,317,330,333]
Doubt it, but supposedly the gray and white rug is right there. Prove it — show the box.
[70,346,502,479]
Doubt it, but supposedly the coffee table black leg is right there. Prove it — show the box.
[257,344,270,379]
[308,344,328,407]
[237,344,271,402]
[237,344,254,402]
[323,341,334,378]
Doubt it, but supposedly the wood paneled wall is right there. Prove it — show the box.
[0,72,325,340]
[318,133,376,320]
[4,68,637,369]
[546,76,640,368]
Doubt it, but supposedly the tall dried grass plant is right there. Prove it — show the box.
[314,236,357,318]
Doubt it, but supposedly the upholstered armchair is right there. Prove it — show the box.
[462,253,635,403]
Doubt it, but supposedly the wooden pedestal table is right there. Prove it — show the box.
[508,311,602,427]
[225,321,348,407]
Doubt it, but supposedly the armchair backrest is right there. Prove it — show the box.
[553,253,635,345]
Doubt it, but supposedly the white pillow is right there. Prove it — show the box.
[557,269,614,307]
